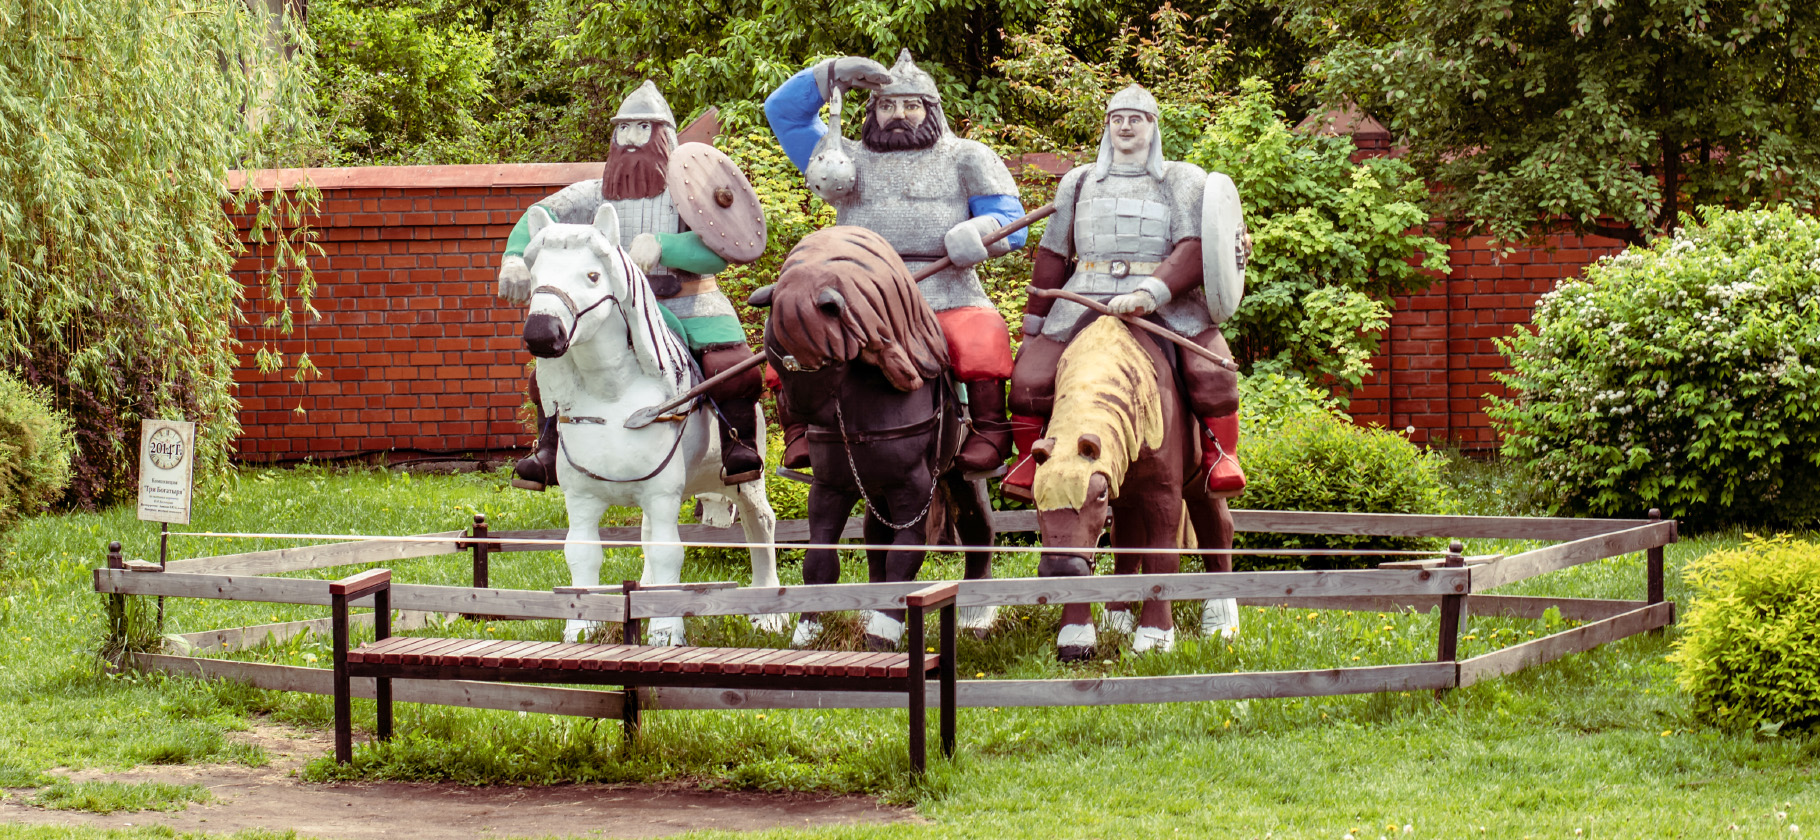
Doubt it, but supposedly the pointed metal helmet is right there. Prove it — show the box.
[1105,84,1160,119]
[876,49,941,102]
[1092,84,1166,181]
[612,80,676,127]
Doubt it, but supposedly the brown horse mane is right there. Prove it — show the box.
[769,226,948,391]
[1031,317,1167,510]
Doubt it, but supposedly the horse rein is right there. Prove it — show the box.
[558,413,689,483]
[530,283,632,348]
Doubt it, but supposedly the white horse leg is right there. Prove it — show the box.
[562,492,613,643]
[732,478,786,634]
[639,505,687,646]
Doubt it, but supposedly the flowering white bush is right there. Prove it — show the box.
[1489,205,1820,525]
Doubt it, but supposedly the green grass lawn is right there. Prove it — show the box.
[0,461,1813,839]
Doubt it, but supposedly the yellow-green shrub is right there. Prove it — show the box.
[0,372,75,534]
[1670,535,1820,731]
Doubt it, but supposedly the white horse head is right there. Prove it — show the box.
[521,204,693,396]
[516,203,783,645]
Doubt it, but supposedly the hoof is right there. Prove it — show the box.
[1056,645,1096,663]
[1200,597,1240,640]
[864,634,897,652]
[751,612,789,635]
[645,617,687,647]
[1099,609,1136,635]
[1131,626,1176,655]
[510,478,547,492]
[862,611,904,648]
[958,605,997,637]
[790,619,823,648]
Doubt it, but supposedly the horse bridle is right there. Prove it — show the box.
[532,276,689,483]
[530,283,626,343]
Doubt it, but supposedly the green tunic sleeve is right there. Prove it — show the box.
[503,207,539,259]
[655,232,730,275]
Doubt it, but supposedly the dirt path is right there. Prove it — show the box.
[1,723,915,839]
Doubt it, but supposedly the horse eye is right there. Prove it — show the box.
[587,272,600,283]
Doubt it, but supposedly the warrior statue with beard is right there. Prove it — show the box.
[497,81,767,489]
[1004,85,1249,503]
[764,50,1027,475]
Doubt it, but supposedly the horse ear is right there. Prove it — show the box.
[526,205,556,240]
[592,204,621,248]
[1031,438,1055,465]
[748,284,775,308]
[1077,433,1102,460]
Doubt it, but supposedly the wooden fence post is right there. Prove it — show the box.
[1646,508,1665,636]
[470,514,489,590]
[1434,540,1466,697]
[621,580,641,744]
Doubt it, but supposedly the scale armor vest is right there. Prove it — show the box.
[819,134,1014,311]
[1038,165,1214,343]
[528,179,719,323]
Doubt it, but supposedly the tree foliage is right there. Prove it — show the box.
[1187,80,1449,394]
[0,0,319,505]
[1277,0,1820,245]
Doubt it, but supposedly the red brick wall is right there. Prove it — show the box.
[226,162,1625,462]
[229,163,599,462]
[1344,233,1628,449]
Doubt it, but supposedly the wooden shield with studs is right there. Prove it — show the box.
[667,142,767,264]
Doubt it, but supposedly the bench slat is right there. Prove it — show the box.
[480,640,542,668]
[401,638,470,665]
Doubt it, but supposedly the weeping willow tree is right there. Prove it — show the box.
[0,0,320,506]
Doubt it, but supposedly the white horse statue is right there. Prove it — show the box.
[520,204,784,644]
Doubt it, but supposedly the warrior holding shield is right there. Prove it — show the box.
[1004,84,1250,503]
[764,50,1028,475]
[498,81,769,489]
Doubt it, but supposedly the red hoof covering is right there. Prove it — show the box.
[936,306,1014,381]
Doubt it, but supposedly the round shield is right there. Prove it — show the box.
[667,142,768,264]
[1200,172,1246,323]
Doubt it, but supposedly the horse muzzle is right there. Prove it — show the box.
[1038,552,1094,577]
[523,312,569,358]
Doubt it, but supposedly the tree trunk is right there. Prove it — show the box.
[1657,135,1682,236]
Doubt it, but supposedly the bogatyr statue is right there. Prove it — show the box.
[498,81,768,489]
[1005,84,1249,504]
[764,50,1028,475]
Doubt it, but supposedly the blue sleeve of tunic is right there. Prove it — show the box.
[969,194,1029,249]
[764,69,828,173]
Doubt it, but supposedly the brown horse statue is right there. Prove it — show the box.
[752,226,998,650]
[1030,316,1238,661]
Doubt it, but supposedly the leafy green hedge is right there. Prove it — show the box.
[1670,535,1820,732]
[0,372,74,537]
[1231,374,1451,569]
[1489,205,1820,526]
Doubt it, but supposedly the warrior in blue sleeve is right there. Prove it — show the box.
[764,50,1026,475]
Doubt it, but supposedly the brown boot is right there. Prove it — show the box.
[781,422,810,470]
[717,399,765,484]
[512,415,559,491]
[956,378,1012,474]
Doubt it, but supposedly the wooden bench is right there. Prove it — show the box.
[327,570,959,772]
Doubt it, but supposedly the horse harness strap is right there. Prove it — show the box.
[558,412,689,483]
[804,411,939,444]
[532,284,631,346]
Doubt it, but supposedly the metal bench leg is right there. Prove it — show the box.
[908,604,927,774]
[375,588,393,741]
[332,591,352,764]
[940,603,956,759]
[622,580,642,744]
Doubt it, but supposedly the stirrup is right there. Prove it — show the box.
[509,477,547,492]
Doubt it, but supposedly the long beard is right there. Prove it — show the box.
[601,140,670,200]
[861,110,941,152]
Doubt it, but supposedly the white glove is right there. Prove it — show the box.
[497,254,532,304]
[1107,289,1158,316]
[629,233,663,274]
[943,216,997,269]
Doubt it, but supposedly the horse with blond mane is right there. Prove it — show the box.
[1028,315,1238,660]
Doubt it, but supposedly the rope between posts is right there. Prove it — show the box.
[156,530,1461,559]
